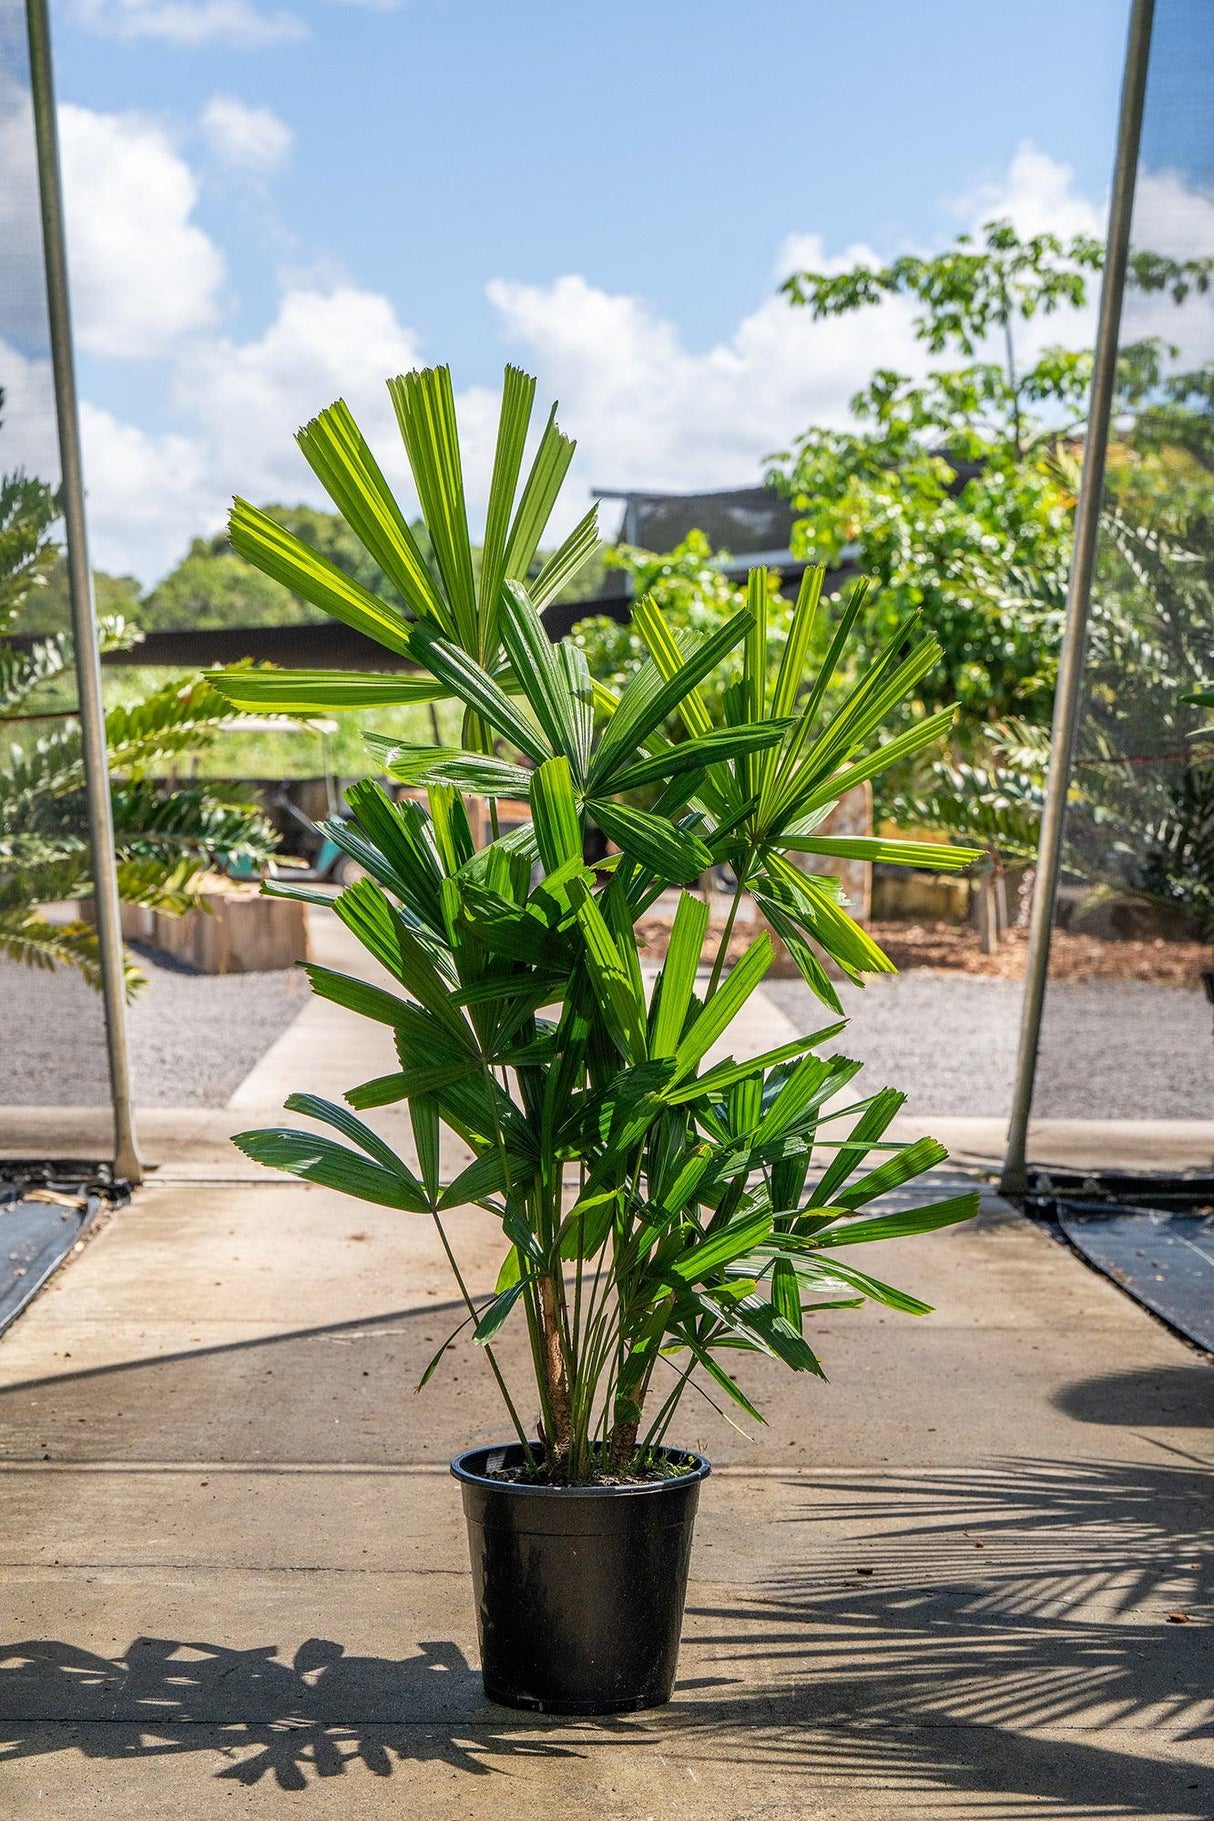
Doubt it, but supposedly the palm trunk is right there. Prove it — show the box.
[608,1353,656,1471]
[538,1274,573,1478]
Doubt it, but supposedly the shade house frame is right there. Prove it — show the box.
[5,0,1206,1207]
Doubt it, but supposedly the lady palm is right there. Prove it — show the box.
[212,365,979,1484]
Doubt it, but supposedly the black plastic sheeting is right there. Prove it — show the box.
[0,1175,124,1336]
[1028,1172,1214,1354]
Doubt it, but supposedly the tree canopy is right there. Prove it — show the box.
[768,217,1214,744]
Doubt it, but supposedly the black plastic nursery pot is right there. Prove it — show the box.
[451,1442,711,1715]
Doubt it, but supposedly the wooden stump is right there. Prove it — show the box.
[117,875,309,973]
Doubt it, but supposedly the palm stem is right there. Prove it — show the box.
[705,886,743,999]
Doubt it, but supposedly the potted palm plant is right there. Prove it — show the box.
[210,365,980,1716]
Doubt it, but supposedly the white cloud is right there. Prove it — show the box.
[0,340,219,581]
[483,257,924,533]
[56,287,425,578]
[954,142,1214,375]
[0,94,226,363]
[74,0,305,47]
[176,285,422,505]
[951,141,1106,243]
[0,75,59,349]
[60,103,226,359]
[41,141,1182,588]
[0,341,62,484]
[1121,170,1214,370]
[201,94,293,174]
[79,403,218,579]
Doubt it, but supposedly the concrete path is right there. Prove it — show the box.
[0,918,1211,1818]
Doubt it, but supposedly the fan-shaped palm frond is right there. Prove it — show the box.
[207,363,980,1484]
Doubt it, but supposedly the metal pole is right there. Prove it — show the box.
[1001,0,1154,1198]
[26,0,142,1182]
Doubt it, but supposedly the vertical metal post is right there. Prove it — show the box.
[26,0,142,1182]
[1001,0,1154,1198]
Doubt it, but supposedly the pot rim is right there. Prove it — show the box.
[450,1441,711,1498]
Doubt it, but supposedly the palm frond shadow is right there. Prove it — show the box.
[0,1634,598,1788]
[2,1458,1210,1811]
[672,1455,1214,1817]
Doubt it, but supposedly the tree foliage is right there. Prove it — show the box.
[769,219,1214,748]
[139,504,412,631]
[894,450,1214,929]
[140,502,609,633]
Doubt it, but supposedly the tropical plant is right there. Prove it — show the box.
[895,472,1214,932]
[0,438,276,989]
[210,365,981,1486]
[570,532,795,739]
[769,219,1214,752]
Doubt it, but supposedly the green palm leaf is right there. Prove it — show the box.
[227,499,413,656]
[207,669,447,712]
[589,799,712,885]
[297,399,450,629]
[389,365,479,651]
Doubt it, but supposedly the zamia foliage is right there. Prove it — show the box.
[0,448,275,992]
[212,365,981,1485]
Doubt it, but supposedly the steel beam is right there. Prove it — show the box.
[1001,0,1155,1197]
[26,0,141,1182]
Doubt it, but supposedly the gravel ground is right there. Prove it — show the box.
[3,941,1209,1122]
[1034,979,1214,1120]
[0,949,308,1108]
[762,970,1214,1120]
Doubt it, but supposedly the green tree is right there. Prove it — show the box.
[140,502,412,631]
[140,535,310,630]
[18,554,142,636]
[769,219,1213,744]
[142,499,601,633]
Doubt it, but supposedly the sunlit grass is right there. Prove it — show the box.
[101,665,465,780]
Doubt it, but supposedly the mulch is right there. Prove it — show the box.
[635,911,1211,987]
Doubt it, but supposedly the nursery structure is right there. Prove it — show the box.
[1004,0,1214,1194]
[0,0,1209,1238]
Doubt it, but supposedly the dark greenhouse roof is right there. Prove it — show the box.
[594,484,799,577]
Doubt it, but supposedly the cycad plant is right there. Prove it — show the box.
[0,451,275,990]
[902,490,1214,933]
[212,366,980,1485]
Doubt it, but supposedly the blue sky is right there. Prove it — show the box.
[5,0,1135,579]
[57,0,1131,367]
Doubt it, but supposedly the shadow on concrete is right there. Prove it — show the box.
[0,1299,469,1399]
[1053,1363,1214,1428]
[0,1301,477,1465]
[0,1634,595,1787]
[673,1455,1214,1819]
[2,1459,1211,1812]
